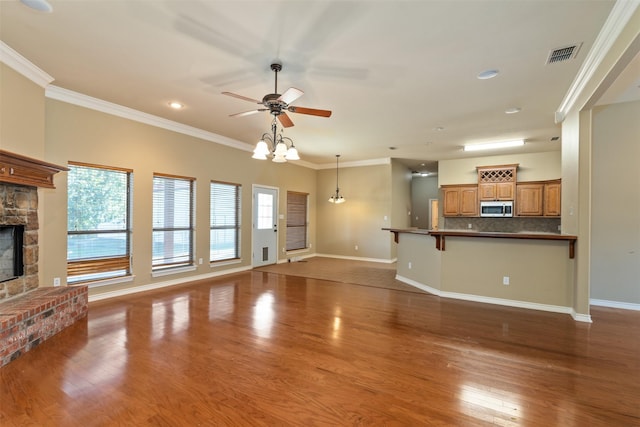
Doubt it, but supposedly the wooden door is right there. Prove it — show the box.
[516,184,543,216]
[496,182,515,200]
[459,187,478,216]
[544,181,561,216]
[442,188,460,216]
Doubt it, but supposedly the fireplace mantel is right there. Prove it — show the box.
[0,150,68,189]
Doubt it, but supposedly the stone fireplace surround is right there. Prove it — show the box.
[0,182,39,301]
[0,152,87,367]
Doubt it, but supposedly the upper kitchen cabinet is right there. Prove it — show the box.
[442,185,478,217]
[516,179,561,217]
[477,164,518,201]
[543,180,561,216]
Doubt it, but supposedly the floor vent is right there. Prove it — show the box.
[547,43,582,64]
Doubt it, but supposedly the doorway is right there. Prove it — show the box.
[252,186,279,267]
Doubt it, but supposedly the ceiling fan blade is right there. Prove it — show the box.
[278,87,304,104]
[230,109,266,118]
[222,91,262,104]
[278,112,295,128]
[287,106,332,117]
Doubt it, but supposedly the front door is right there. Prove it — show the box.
[252,186,278,267]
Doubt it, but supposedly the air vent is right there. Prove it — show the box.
[547,43,582,64]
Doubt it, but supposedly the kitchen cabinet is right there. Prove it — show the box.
[477,164,517,201]
[442,185,478,217]
[516,183,543,216]
[544,180,561,216]
[516,180,561,217]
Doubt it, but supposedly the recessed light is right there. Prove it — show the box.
[463,139,524,152]
[433,126,445,131]
[477,69,499,80]
[169,101,184,110]
[505,107,521,114]
[388,146,397,150]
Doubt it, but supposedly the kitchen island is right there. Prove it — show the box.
[383,228,586,321]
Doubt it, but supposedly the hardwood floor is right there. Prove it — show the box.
[1,259,639,426]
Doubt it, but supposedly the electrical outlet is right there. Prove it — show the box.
[198,258,203,265]
[408,262,412,269]
[53,277,60,287]
[503,276,510,285]
[355,245,358,251]
[468,223,472,229]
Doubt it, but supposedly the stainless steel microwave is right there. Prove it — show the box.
[480,201,513,217]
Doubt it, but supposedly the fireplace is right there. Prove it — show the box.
[0,183,39,300]
[0,225,24,282]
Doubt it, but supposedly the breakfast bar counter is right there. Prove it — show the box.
[382,227,582,320]
[383,228,577,258]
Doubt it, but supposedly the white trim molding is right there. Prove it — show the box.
[315,253,397,264]
[591,298,640,311]
[396,274,592,322]
[0,41,54,88]
[89,265,252,302]
[555,0,640,123]
[45,85,253,152]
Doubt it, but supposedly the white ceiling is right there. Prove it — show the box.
[0,0,631,172]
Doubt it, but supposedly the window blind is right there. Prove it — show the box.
[152,174,194,269]
[210,181,241,262]
[286,191,308,251]
[67,162,132,283]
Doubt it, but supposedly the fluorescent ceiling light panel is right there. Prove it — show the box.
[463,139,524,152]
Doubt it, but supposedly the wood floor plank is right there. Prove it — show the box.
[1,261,639,426]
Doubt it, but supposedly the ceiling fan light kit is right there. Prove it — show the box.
[223,62,332,163]
[252,119,300,163]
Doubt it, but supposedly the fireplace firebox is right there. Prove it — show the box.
[0,225,24,283]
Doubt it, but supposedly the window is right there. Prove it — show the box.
[210,181,241,262]
[67,162,132,283]
[152,174,194,270]
[286,191,308,251]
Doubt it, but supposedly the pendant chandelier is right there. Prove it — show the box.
[328,154,345,204]
[252,118,300,162]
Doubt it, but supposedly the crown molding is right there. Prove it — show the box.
[0,41,54,88]
[45,85,253,153]
[555,0,640,123]
[317,157,391,170]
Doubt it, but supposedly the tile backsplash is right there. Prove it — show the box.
[444,217,561,233]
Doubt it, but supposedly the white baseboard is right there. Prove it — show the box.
[590,299,640,311]
[396,274,592,322]
[315,253,397,264]
[89,265,253,302]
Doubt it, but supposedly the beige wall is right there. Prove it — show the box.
[410,175,439,229]
[42,99,318,297]
[395,231,573,309]
[0,63,45,157]
[438,151,561,186]
[558,5,640,313]
[396,232,441,290]
[440,238,573,306]
[390,159,412,259]
[316,163,394,260]
[591,100,640,304]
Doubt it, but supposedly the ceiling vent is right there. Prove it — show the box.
[546,43,583,64]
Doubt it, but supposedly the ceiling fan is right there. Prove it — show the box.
[222,62,332,128]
